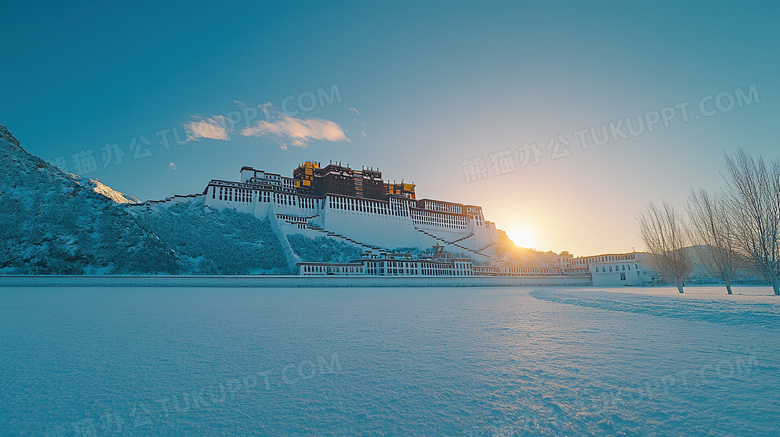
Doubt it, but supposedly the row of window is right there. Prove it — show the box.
[300,262,474,276]
[214,186,252,203]
[364,268,473,276]
[272,192,297,206]
[424,201,463,214]
[501,267,557,275]
[301,265,364,275]
[277,214,307,224]
[411,209,468,229]
[269,192,319,209]
[328,196,408,217]
[574,254,637,265]
[213,185,322,210]
[244,170,296,189]
[365,260,473,276]
[594,264,640,273]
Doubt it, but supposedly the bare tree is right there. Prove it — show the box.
[687,189,740,294]
[639,202,694,293]
[723,149,780,295]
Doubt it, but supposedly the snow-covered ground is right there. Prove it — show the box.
[0,275,592,288]
[0,286,777,436]
[532,285,780,329]
[576,284,778,299]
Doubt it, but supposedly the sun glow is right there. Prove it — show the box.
[506,226,537,249]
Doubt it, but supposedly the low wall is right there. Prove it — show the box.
[0,275,593,288]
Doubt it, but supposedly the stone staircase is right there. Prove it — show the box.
[414,227,499,263]
[305,224,390,256]
[277,213,493,261]
[477,242,495,252]
[277,214,389,258]
[278,214,321,230]
[450,232,475,244]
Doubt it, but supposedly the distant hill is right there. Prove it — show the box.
[0,123,289,275]
[493,229,557,266]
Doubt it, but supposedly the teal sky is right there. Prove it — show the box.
[2,1,778,256]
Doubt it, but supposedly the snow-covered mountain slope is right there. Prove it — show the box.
[1,124,138,205]
[0,123,180,274]
[0,123,292,275]
[68,174,140,204]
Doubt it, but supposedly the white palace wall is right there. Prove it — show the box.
[186,175,500,259]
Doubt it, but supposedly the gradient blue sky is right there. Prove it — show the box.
[2,1,778,256]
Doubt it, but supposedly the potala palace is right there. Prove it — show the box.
[217,161,502,261]
[139,161,656,284]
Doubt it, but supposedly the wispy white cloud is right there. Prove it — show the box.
[183,116,231,141]
[240,113,349,150]
[182,102,348,149]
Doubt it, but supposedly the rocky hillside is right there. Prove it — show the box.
[0,124,183,274]
[0,123,289,275]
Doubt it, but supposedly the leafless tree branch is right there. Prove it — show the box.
[639,201,693,293]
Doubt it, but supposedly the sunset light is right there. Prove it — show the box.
[506,226,537,249]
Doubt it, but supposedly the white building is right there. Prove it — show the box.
[137,162,504,273]
[298,263,366,276]
[299,249,474,277]
[298,248,568,278]
[565,252,657,286]
[199,164,501,263]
